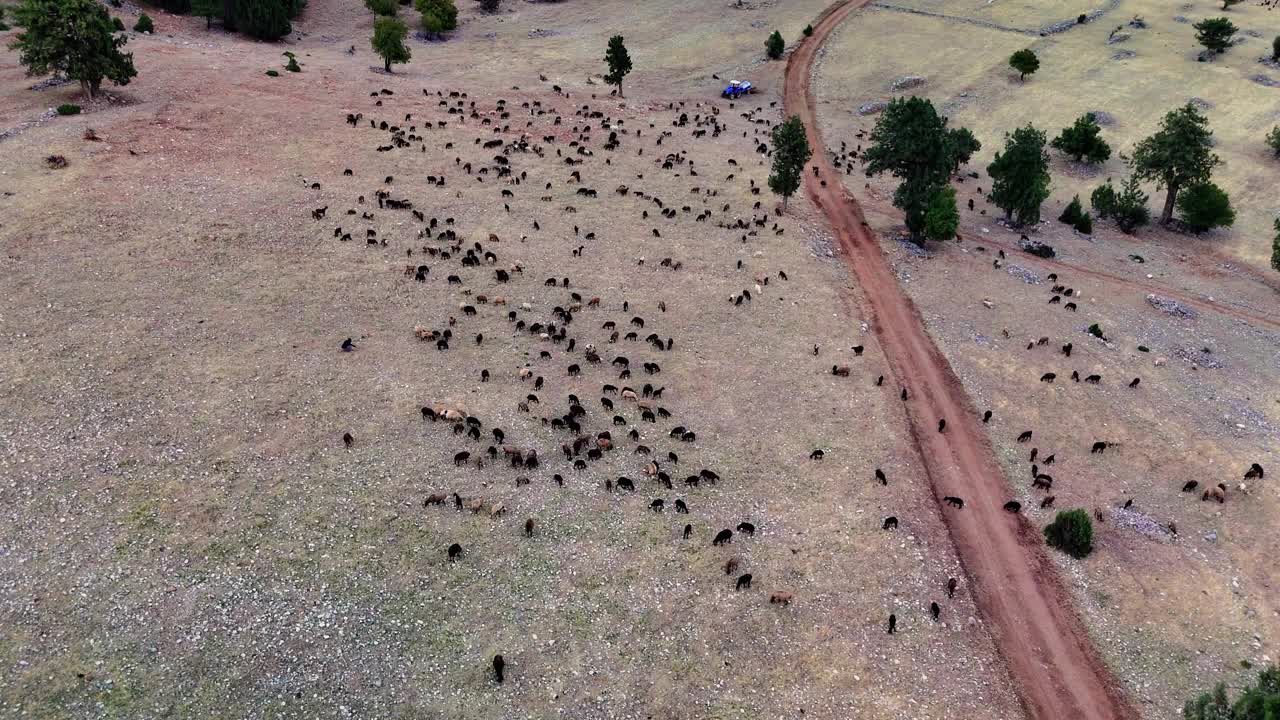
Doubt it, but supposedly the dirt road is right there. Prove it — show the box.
[786,3,1139,719]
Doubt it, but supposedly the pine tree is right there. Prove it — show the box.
[1050,113,1111,164]
[1194,17,1236,54]
[863,97,973,240]
[766,30,784,60]
[603,35,632,97]
[1131,104,1220,224]
[1176,182,1234,233]
[987,124,1051,227]
[191,0,222,28]
[768,115,812,210]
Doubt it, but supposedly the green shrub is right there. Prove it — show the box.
[285,56,300,71]
[1044,509,1094,558]
[224,0,293,40]
[1059,195,1084,225]
[1088,323,1104,339]
[112,16,125,30]
[1194,17,1237,54]
[1267,126,1280,157]
[803,24,813,36]
[265,69,279,76]
[1051,113,1111,164]
[478,0,499,10]
[365,0,396,15]
[0,5,8,30]
[1272,218,1279,272]
[416,0,456,33]
[1273,35,1279,61]
[1176,182,1234,234]
[1074,212,1093,234]
[56,103,81,115]
[1183,665,1280,720]
[1092,176,1150,234]
[923,186,959,243]
[133,12,153,32]
[765,30,784,59]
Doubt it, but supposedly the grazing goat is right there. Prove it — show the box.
[713,529,733,546]
[493,655,505,684]
[448,543,463,561]
[1003,500,1021,513]
[943,496,964,509]
[770,591,794,606]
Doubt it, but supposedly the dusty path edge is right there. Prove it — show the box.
[783,3,1140,720]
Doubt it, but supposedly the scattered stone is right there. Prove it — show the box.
[1112,507,1175,540]
[1172,15,1190,23]
[1204,530,1217,543]
[1128,16,1147,29]
[1088,110,1116,126]
[29,76,73,91]
[857,100,889,116]
[1107,32,1131,44]
[1145,294,1198,319]
[1188,97,1214,110]
[1112,50,1136,60]
[527,28,559,39]
[1006,264,1041,284]
[889,75,927,91]
[1176,346,1223,369]
[1250,74,1280,88]
[1018,237,1056,259]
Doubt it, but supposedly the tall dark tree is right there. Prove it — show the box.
[1050,113,1111,164]
[7,0,137,100]
[603,35,632,97]
[768,115,812,210]
[987,125,1051,226]
[863,96,973,241]
[1194,17,1236,54]
[1008,48,1039,81]
[1131,103,1220,224]
[224,0,292,40]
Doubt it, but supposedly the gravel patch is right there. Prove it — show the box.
[857,100,889,116]
[1145,294,1198,319]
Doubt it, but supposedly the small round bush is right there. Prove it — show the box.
[285,57,301,72]
[265,69,280,76]
[134,13,154,32]
[1074,212,1093,235]
[1088,323,1104,339]
[803,24,813,37]
[57,104,82,115]
[112,16,125,30]
[1044,509,1094,558]
[1077,13,1087,23]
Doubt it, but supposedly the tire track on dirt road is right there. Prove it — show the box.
[786,3,1139,719]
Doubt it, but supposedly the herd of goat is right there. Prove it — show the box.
[313,80,1264,683]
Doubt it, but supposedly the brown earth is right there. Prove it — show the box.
[787,3,1137,719]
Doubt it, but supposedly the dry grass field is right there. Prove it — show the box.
[814,1,1280,716]
[1,0,1276,717]
[0,1,1031,718]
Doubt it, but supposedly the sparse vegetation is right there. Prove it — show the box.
[1267,126,1280,157]
[602,35,631,97]
[987,124,1051,227]
[365,0,397,16]
[864,96,976,242]
[416,0,456,33]
[371,16,410,72]
[1182,664,1280,720]
[923,186,959,242]
[1176,182,1234,234]
[1044,509,1094,558]
[1051,113,1111,164]
[56,102,81,115]
[133,12,153,33]
[1008,48,1039,81]
[766,30,784,59]
[1194,17,1237,55]
[7,0,138,99]
[1131,103,1220,225]
[768,115,812,211]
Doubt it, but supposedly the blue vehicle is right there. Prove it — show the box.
[721,80,755,99]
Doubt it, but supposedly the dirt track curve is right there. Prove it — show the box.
[786,3,1140,719]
